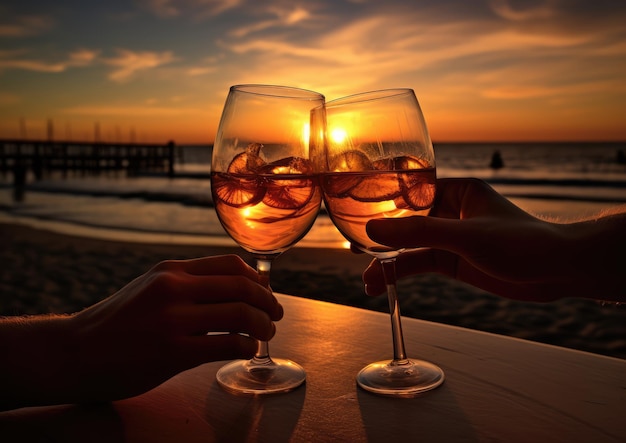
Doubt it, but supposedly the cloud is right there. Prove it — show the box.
[0,15,54,37]
[187,66,217,76]
[229,6,313,37]
[202,1,624,114]
[0,48,99,73]
[225,38,326,60]
[185,54,222,76]
[104,49,176,82]
[61,104,204,117]
[195,0,243,17]
[482,85,558,99]
[139,0,180,17]
[68,49,100,66]
[139,0,243,19]
[482,78,626,100]
[226,19,593,67]
[489,0,558,21]
[220,14,451,93]
[0,58,66,73]
[0,46,173,82]
[283,7,310,24]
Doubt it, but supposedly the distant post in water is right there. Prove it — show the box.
[13,146,26,202]
[167,140,175,177]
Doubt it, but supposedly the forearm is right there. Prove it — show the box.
[563,208,626,302]
[0,314,80,411]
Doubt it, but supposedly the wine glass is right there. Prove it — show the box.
[210,84,324,394]
[310,89,444,396]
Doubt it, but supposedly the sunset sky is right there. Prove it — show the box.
[1,0,625,144]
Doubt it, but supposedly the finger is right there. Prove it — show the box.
[180,334,259,366]
[154,255,258,281]
[363,248,478,296]
[363,249,557,302]
[183,255,258,280]
[430,177,517,219]
[178,302,277,341]
[366,216,482,255]
[350,244,365,254]
[365,178,532,252]
[154,271,283,321]
[207,276,283,321]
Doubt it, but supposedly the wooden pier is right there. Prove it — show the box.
[0,139,176,180]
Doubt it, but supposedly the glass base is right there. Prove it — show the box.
[356,358,444,397]
[216,357,306,395]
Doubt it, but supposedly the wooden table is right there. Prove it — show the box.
[2,294,625,442]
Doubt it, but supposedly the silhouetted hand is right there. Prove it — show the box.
[1,255,282,410]
[362,178,626,303]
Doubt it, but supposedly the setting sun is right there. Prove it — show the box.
[330,127,348,144]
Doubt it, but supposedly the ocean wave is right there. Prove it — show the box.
[3,171,625,208]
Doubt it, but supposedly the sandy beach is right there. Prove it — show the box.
[1,222,625,360]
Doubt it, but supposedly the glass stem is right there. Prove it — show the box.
[252,258,273,364]
[380,258,408,364]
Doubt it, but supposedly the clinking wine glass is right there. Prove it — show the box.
[310,88,444,396]
[210,84,324,394]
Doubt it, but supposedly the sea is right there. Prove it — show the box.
[1,141,625,248]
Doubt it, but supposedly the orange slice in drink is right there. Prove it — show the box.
[212,173,265,208]
[372,158,394,170]
[348,172,402,202]
[322,174,360,197]
[328,150,373,172]
[260,157,316,209]
[395,156,436,210]
[399,172,436,209]
[227,143,266,174]
[393,155,431,170]
[324,151,373,197]
[211,144,267,208]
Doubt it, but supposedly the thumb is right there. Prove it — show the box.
[366,216,477,254]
